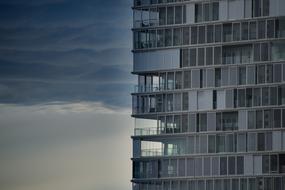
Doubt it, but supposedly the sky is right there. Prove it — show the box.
[0,0,134,190]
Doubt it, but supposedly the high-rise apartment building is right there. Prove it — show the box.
[131,0,285,189]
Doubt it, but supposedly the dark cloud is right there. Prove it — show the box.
[0,0,134,108]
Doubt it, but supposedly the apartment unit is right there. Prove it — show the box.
[131,0,285,189]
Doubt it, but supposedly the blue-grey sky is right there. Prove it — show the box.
[0,1,134,190]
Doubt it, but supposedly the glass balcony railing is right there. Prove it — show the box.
[134,84,160,93]
[141,147,183,157]
[134,127,187,136]
[134,19,159,28]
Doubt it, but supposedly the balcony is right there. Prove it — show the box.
[134,19,159,28]
[134,84,160,93]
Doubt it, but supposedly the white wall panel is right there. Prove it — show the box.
[273,131,282,151]
[238,110,247,130]
[219,0,228,21]
[186,4,195,24]
[244,155,253,175]
[189,91,197,111]
[217,90,226,109]
[229,0,244,20]
[198,90,213,110]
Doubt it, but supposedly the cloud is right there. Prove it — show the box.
[0,103,133,190]
[0,0,134,108]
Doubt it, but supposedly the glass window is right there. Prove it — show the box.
[191,26,197,44]
[238,89,246,107]
[232,179,239,190]
[198,26,205,44]
[258,133,265,151]
[267,19,275,38]
[182,49,189,67]
[166,94,173,111]
[165,28,172,46]
[214,24,222,42]
[194,158,202,176]
[257,65,266,84]
[198,48,205,66]
[258,20,266,39]
[212,157,219,176]
[265,132,272,150]
[183,70,191,89]
[195,4,202,23]
[233,23,240,41]
[214,47,221,65]
[189,114,196,132]
[191,69,200,88]
[247,65,256,84]
[249,21,257,40]
[207,25,214,43]
[216,134,225,153]
[182,27,189,45]
[273,64,282,83]
[187,158,195,176]
[214,179,222,190]
[182,93,189,111]
[157,29,165,47]
[204,157,211,176]
[173,28,181,46]
[206,47,213,65]
[240,178,247,190]
[223,23,232,42]
[175,72,182,89]
[208,135,216,153]
[262,87,270,106]
[181,114,188,132]
[175,6,182,24]
[228,156,236,175]
[212,2,219,21]
[215,68,221,87]
[159,7,166,25]
[254,43,260,62]
[271,155,278,173]
[174,93,182,111]
[188,136,194,154]
[248,132,257,151]
[270,87,277,105]
[261,43,269,61]
[262,155,270,173]
[220,157,227,175]
[237,133,247,152]
[167,7,174,25]
[247,110,256,129]
[246,88,253,107]
[178,158,185,176]
[189,48,197,66]
[206,180,213,190]
[256,110,263,129]
[199,113,207,132]
[237,156,244,174]
[241,22,249,40]
[203,3,210,21]
[238,66,246,85]
[253,88,261,106]
[222,112,238,131]
[273,109,281,128]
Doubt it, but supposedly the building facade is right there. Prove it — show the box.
[131,0,285,189]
